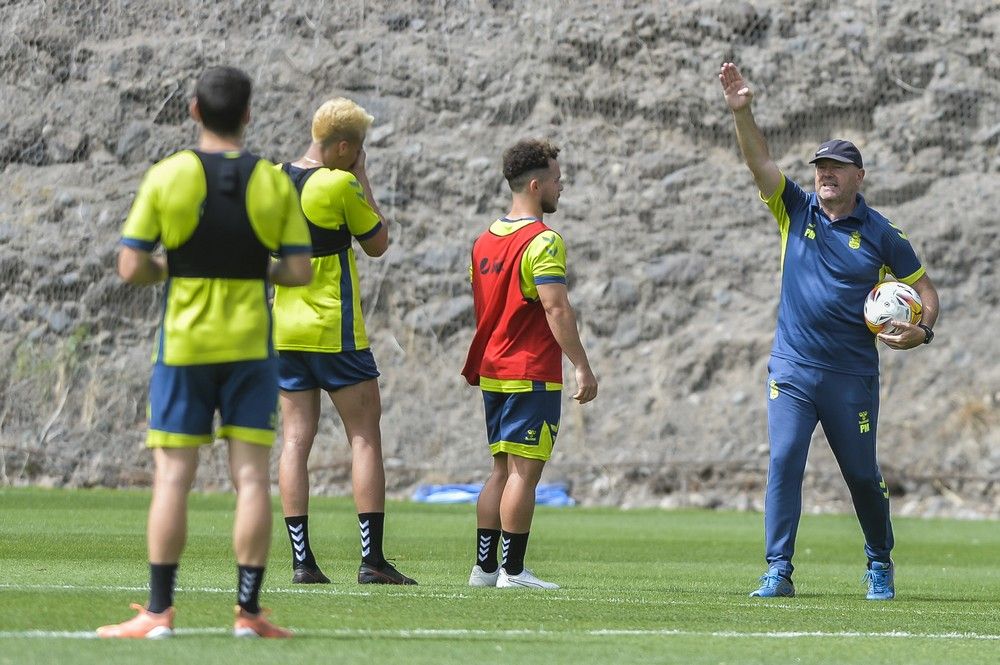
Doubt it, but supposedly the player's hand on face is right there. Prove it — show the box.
[573,366,598,404]
[719,62,753,112]
[877,320,924,350]
[350,148,367,175]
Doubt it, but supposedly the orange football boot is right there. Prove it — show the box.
[233,606,292,638]
[97,603,175,639]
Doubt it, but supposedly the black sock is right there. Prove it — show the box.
[237,565,265,615]
[500,531,530,576]
[285,515,317,569]
[476,528,501,573]
[148,563,178,613]
[358,512,386,567]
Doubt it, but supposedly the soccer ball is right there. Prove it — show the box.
[864,281,922,334]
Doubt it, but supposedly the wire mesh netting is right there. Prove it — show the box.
[0,0,997,513]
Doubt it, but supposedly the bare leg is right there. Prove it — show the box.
[98,446,196,636]
[328,379,384,513]
[329,378,418,583]
[477,453,508,530]
[500,455,546,533]
[147,447,199,563]
[278,389,321,517]
[229,440,273,567]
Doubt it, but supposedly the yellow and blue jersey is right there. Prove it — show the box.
[120,149,311,366]
[762,174,924,375]
[473,217,567,394]
[272,165,383,353]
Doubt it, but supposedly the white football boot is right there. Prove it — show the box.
[468,565,500,587]
[496,567,559,589]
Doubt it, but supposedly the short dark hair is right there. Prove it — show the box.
[503,139,560,191]
[195,66,252,136]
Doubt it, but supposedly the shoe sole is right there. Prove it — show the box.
[234,626,292,638]
[97,626,174,639]
[469,577,499,587]
[234,627,261,638]
[146,626,174,639]
[497,579,559,589]
[469,575,500,587]
[358,574,417,585]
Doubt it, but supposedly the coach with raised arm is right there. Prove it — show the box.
[718,62,939,600]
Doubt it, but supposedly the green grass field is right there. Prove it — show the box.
[1,487,997,664]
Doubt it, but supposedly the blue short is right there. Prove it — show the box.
[147,359,279,447]
[278,349,380,392]
[482,390,561,461]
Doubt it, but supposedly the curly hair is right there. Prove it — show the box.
[311,98,374,145]
[502,139,560,191]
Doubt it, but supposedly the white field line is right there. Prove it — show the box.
[0,583,989,619]
[0,627,998,641]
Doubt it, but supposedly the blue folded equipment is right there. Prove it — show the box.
[411,483,576,506]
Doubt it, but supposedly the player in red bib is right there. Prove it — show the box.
[462,139,598,589]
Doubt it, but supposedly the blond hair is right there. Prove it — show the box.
[311,98,374,145]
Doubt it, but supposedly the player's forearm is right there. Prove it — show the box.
[134,257,167,285]
[919,286,939,330]
[544,305,592,372]
[732,108,773,177]
[269,255,313,287]
[118,251,166,285]
[354,170,388,226]
[909,274,940,330]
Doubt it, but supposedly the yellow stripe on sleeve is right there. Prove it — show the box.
[760,175,791,272]
[897,266,926,285]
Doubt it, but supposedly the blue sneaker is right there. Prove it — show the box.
[749,568,795,597]
[864,560,895,600]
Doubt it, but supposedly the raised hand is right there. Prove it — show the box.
[350,147,367,177]
[719,62,753,112]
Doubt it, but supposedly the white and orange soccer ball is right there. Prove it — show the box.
[864,281,922,334]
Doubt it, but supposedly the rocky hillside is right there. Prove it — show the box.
[0,0,997,516]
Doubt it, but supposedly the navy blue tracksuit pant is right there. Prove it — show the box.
[764,356,893,578]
